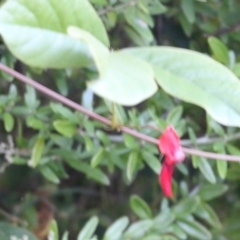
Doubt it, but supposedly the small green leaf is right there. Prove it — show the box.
[50,103,78,123]
[198,157,216,183]
[213,142,227,179]
[24,86,39,109]
[9,84,18,99]
[124,220,153,239]
[29,137,45,167]
[62,231,69,240]
[77,216,99,240]
[153,211,175,230]
[96,130,110,145]
[124,134,138,149]
[208,37,229,65]
[166,106,183,126]
[3,112,14,132]
[27,116,46,130]
[130,195,152,219]
[91,148,105,168]
[53,120,77,138]
[48,219,59,240]
[56,71,68,96]
[173,196,200,218]
[177,219,212,240]
[216,160,227,179]
[83,136,94,152]
[226,144,240,155]
[198,183,228,201]
[103,216,129,240]
[142,151,161,175]
[188,127,197,146]
[39,165,60,184]
[191,155,200,168]
[127,152,139,181]
[68,160,110,186]
[181,0,195,23]
[194,202,221,229]
[12,157,28,165]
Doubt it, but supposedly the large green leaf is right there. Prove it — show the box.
[88,51,157,106]
[124,47,240,127]
[0,0,109,68]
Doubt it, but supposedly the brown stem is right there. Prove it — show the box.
[0,63,240,162]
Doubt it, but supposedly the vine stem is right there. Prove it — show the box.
[1,63,240,162]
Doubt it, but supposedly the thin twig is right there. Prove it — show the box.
[181,132,240,146]
[1,63,240,162]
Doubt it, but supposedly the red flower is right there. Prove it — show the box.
[158,126,185,198]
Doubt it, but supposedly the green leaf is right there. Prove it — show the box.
[226,144,240,155]
[126,151,139,181]
[166,106,183,126]
[172,196,200,218]
[53,120,77,138]
[0,0,109,68]
[96,130,110,146]
[39,165,60,184]
[216,160,227,179]
[181,0,195,23]
[29,137,45,167]
[103,216,129,240]
[67,160,110,185]
[124,220,153,239]
[124,134,138,149]
[142,151,161,175]
[198,183,228,201]
[27,116,46,130]
[88,51,157,106]
[91,148,105,168]
[56,71,68,96]
[77,216,99,240]
[24,86,39,109]
[48,219,59,240]
[67,26,109,75]
[153,211,175,230]
[62,231,69,240]
[0,222,38,240]
[208,37,229,65]
[194,202,221,229]
[213,142,228,179]
[3,112,14,132]
[50,103,78,123]
[191,155,200,168]
[130,195,152,219]
[177,219,212,240]
[198,157,216,184]
[124,47,240,127]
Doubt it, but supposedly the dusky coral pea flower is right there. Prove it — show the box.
[158,126,185,198]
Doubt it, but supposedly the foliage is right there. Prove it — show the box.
[0,0,239,240]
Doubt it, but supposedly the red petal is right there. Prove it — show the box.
[159,126,185,164]
[159,160,174,198]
